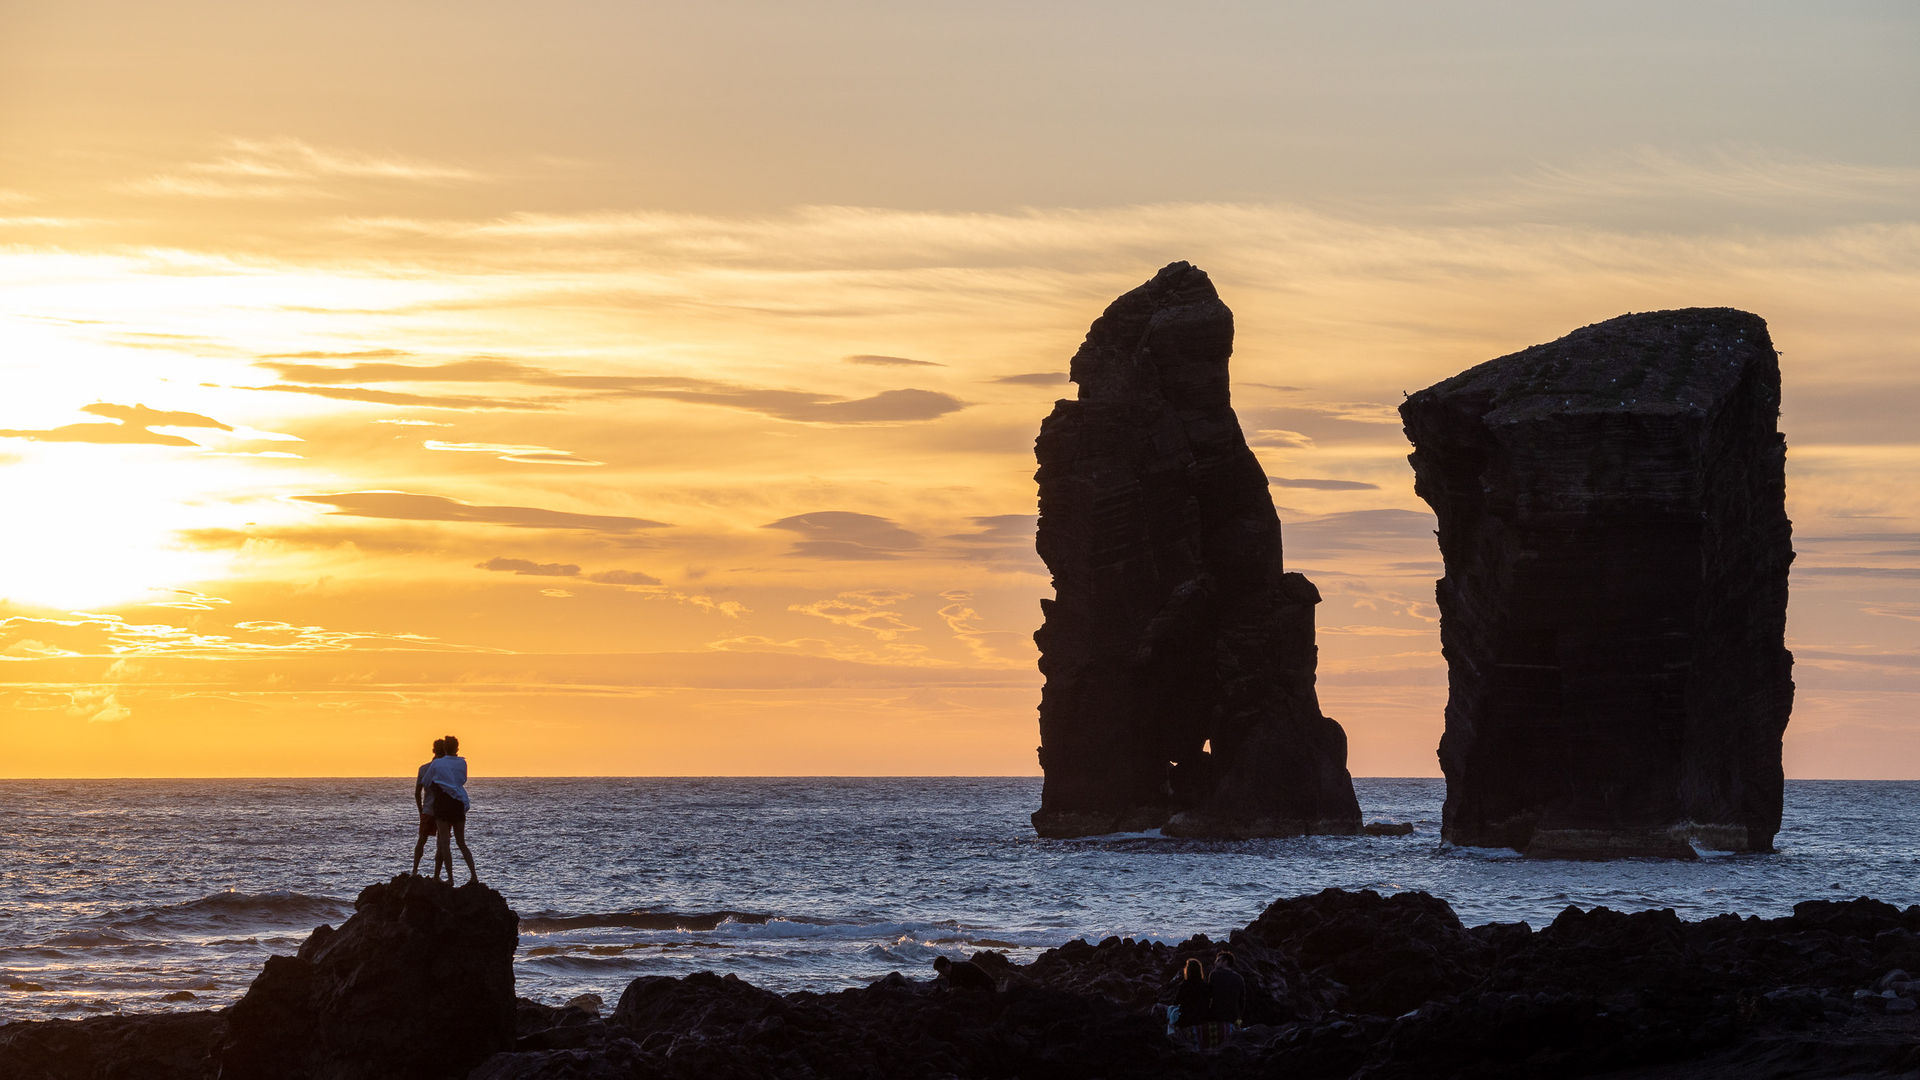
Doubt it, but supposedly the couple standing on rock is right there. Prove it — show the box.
[412,735,480,885]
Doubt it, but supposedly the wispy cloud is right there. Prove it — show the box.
[128,137,485,200]
[425,440,603,466]
[293,491,670,532]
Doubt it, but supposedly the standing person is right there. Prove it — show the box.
[411,738,450,879]
[1208,951,1246,1028]
[423,734,479,885]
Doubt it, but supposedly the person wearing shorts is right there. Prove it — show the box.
[423,734,479,885]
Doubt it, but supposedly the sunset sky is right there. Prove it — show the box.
[3,2,1917,778]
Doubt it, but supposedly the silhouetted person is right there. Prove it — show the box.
[1208,950,1246,1027]
[422,734,479,885]
[1172,957,1209,1027]
[931,955,996,992]
[411,738,450,879]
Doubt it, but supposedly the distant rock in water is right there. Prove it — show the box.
[1030,261,1361,838]
[219,875,518,1079]
[1401,308,1794,859]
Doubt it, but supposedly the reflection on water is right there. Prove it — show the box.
[1,777,1915,1021]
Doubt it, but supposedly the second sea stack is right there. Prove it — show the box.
[1031,262,1362,839]
[1401,309,1794,859]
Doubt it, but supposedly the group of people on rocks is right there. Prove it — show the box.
[411,735,479,885]
[1169,951,1246,1046]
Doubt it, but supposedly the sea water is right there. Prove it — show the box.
[1,777,1916,1022]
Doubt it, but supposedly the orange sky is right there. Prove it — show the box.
[3,3,1917,777]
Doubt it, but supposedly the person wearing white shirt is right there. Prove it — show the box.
[423,734,479,885]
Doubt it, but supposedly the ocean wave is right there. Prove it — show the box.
[519,910,826,934]
[106,891,352,935]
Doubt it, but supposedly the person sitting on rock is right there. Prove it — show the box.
[1170,957,1209,1030]
[411,738,450,880]
[422,734,479,885]
[1208,950,1246,1028]
[931,955,997,991]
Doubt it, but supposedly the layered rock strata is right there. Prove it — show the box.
[218,875,519,1079]
[1031,261,1361,838]
[1401,309,1794,858]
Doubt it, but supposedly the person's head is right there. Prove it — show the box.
[1183,957,1205,981]
[444,734,459,755]
[932,956,953,975]
[431,738,447,757]
[1214,950,1234,970]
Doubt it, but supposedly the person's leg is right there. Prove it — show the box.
[452,819,478,884]
[435,819,454,881]
[412,828,428,875]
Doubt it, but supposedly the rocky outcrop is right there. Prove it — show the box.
[8,887,1920,1079]
[1400,309,1794,858]
[472,888,1920,1080]
[218,875,519,1079]
[1031,261,1361,838]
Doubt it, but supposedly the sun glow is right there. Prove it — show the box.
[0,444,242,611]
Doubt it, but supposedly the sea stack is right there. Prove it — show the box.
[1031,262,1362,838]
[1401,309,1794,859]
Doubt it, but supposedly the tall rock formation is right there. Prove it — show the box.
[1031,262,1362,838]
[1401,309,1793,859]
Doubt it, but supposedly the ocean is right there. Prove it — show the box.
[2,777,1916,1023]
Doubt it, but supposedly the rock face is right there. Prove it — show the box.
[1031,261,1361,838]
[218,875,519,1079]
[471,888,1920,1080]
[1401,309,1794,858]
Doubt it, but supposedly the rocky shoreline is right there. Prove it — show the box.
[4,878,1919,1078]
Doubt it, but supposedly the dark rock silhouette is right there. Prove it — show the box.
[217,874,518,1079]
[1401,309,1794,858]
[7,887,1919,1078]
[469,888,1920,1079]
[1031,261,1361,838]
[0,1012,223,1080]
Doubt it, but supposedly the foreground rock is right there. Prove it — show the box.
[1400,309,1794,858]
[478,888,1920,1080]
[5,888,1918,1078]
[1031,261,1362,838]
[219,875,519,1079]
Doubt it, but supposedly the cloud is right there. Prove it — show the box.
[0,402,233,446]
[587,569,663,586]
[789,588,918,640]
[0,612,490,658]
[944,515,1036,543]
[1283,509,1438,556]
[845,354,942,367]
[1269,476,1381,491]
[293,491,670,532]
[258,358,538,383]
[238,384,553,410]
[249,358,965,424]
[585,382,966,424]
[1249,429,1315,449]
[128,137,484,200]
[477,557,580,577]
[989,372,1068,386]
[763,511,923,560]
[425,440,603,466]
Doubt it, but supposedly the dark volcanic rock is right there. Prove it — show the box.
[470,888,1920,1080]
[0,1011,223,1080]
[1031,261,1361,838]
[1400,309,1794,858]
[218,874,518,1080]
